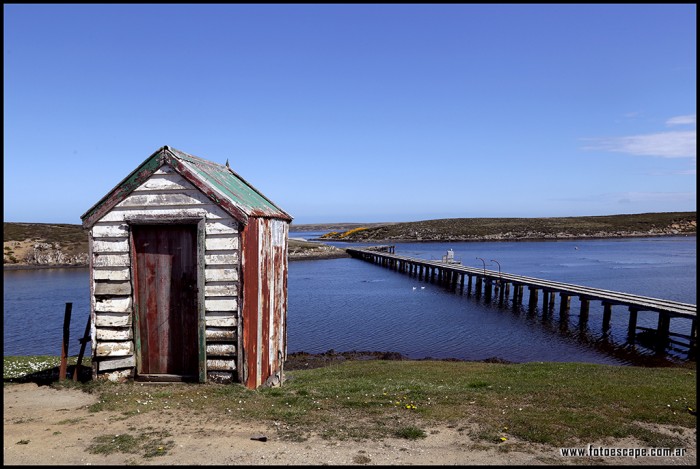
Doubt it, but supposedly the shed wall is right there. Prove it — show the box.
[241,218,288,388]
[89,164,241,382]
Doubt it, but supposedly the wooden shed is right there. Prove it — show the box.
[80,145,292,388]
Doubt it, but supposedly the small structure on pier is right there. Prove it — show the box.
[441,249,461,265]
[81,146,292,388]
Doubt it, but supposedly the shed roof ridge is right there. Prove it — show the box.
[81,145,291,227]
[165,146,293,221]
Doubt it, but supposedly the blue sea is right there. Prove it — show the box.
[4,235,696,366]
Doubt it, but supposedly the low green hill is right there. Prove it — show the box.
[321,212,696,242]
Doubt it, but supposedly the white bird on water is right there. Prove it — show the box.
[412,287,417,290]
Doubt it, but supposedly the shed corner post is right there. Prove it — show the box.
[197,218,207,383]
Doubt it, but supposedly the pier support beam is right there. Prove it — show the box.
[528,287,538,312]
[627,307,639,343]
[542,290,550,314]
[656,313,671,352]
[485,279,493,302]
[559,294,571,315]
[579,298,590,329]
[498,281,505,304]
[602,302,612,333]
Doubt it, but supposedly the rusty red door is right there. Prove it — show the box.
[132,225,199,378]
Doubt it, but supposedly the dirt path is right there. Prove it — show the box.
[3,383,695,465]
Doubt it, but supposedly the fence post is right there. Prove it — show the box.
[59,302,72,380]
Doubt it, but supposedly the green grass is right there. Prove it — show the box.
[4,356,696,447]
[3,355,92,384]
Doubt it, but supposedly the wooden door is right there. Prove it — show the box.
[132,225,199,379]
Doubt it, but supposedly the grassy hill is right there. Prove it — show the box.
[319,212,697,242]
[4,212,696,266]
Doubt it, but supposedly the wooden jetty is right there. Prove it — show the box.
[347,247,697,356]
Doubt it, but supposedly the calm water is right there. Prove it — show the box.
[4,236,696,366]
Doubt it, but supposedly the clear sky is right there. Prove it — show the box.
[3,4,696,225]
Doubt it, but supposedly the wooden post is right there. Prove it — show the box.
[602,302,612,333]
[467,275,473,295]
[579,298,590,328]
[559,294,570,314]
[475,276,482,298]
[542,291,550,313]
[59,302,73,381]
[484,279,492,302]
[627,307,638,344]
[656,313,671,352]
[549,292,556,311]
[73,314,91,381]
[528,287,538,312]
[460,273,465,294]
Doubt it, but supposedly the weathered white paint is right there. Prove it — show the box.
[96,341,134,357]
[205,219,239,235]
[205,314,237,327]
[116,191,209,208]
[95,297,131,313]
[205,328,236,341]
[207,359,236,371]
[92,239,129,253]
[205,297,237,312]
[205,283,238,296]
[206,344,236,356]
[154,165,176,175]
[205,253,239,265]
[93,268,130,281]
[98,355,136,371]
[94,281,131,296]
[98,207,222,223]
[92,224,129,238]
[93,253,130,267]
[94,313,131,327]
[96,328,133,341]
[207,371,234,382]
[132,173,191,191]
[205,267,238,282]
[105,369,133,382]
[205,237,238,250]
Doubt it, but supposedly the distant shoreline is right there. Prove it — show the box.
[5,232,694,271]
[313,232,697,244]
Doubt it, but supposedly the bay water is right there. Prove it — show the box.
[4,235,696,366]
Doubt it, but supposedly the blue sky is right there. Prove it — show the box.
[4,4,696,225]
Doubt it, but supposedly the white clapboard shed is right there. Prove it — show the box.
[81,146,292,388]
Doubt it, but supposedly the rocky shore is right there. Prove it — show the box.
[3,237,348,269]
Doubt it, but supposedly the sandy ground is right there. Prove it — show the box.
[3,382,696,466]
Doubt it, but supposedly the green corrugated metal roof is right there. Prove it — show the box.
[81,146,292,227]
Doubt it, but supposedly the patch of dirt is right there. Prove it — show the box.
[4,379,696,466]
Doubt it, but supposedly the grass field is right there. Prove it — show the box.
[4,356,696,447]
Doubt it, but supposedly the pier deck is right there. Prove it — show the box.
[346,247,696,355]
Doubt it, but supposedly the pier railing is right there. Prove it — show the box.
[346,247,697,357]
